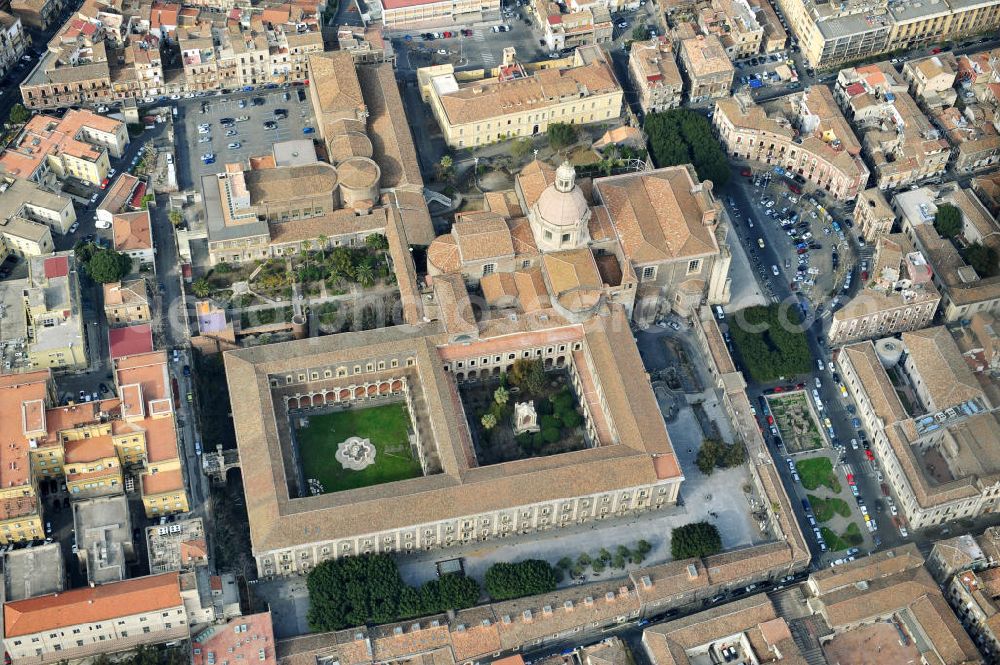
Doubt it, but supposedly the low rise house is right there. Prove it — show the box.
[192,612,276,665]
[533,0,613,51]
[903,53,958,109]
[10,0,65,29]
[103,278,152,326]
[0,177,77,237]
[147,517,208,573]
[628,39,683,114]
[112,211,154,271]
[928,534,989,583]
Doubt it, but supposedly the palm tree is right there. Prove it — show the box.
[355,263,375,288]
[317,234,328,258]
[192,278,212,298]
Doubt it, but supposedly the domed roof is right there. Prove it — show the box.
[534,163,588,228]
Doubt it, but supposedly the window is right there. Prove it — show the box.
[642,266,656,281]
[483,263,495,275]
[686,259,701,274]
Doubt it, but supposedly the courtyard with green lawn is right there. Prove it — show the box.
[294,402,423,494]
[796,456,841,493]
[807,495,851,522]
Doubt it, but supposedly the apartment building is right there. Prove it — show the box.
[748,0,788,52]
[375,0,500,28]
[113,210,154,270]
[827,234,940,345]
[678,34,734,101]
[628,38,683,113]
[421,46,623,148]
[713,87,870,200]
[2,573,188,665]
[0,215,53,260]
[0,109,128,187]
[104,278,152,326]
[973,170,1000,217]
[773,0,1000,68]
[837,328,999,531]
[22,252,88,370]
[853,187,895,242]
[836,64,951,189]
[696,0,763,59]
[893,184,1000,321]
[0,12,29,83]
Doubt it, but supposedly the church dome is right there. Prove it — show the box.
[534,161,588,228]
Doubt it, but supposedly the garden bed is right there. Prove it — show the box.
[796,457,841,493]
[767,392,824,452]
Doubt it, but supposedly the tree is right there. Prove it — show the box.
[547,122,578,151]
[636,539,652,556]
[612,553,626,569]
[436,155,454,183]
[631,25,651,40]
[168,210,183,227]
[670,522,722,559]
[511,138,534,159]
[484,560,558,600]
[481,413,497,430]
[510,358,546,394]
[84,248,132,283]
[557,556,573,570]
[192,278,212,298]
[365,233,389,250]
[644,109,730,186]
[7,103,29,125]
[934,203,962,238]
[355,262,375,288]
[577,553,592,568]
[317,234,329,257]
[727,304,813,383]
[494,385,509,406]
[963,242,999,278]
[307,554,480,632]
[592,558,606,573]
[598,548,612,563]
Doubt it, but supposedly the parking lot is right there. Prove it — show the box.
[726,169,864,316]
[178,87,318,185]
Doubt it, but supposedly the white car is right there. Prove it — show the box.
[437,49,448,55]
[815,377,822,389]
[200,153,214,160]
[69,222,79,233]
[771,265,780,276]
[197,126,210,134]
[225,129,237,136]
[198,136,211,143]
[227,142,241,149]
[890,505,898,516]
[89,193,99,203]
[95,220,111,229]
[899,525,908,537]
[170,94,180,100]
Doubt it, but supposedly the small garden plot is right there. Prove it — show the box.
[807,495,851,523]
[767,392,824,452]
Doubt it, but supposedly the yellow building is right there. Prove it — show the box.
[63,436,123,497]
[775,0,1000,69]
[378,0,500,28]
[420,46,623,149]
[141,469,189,517]
[103,279,152,326]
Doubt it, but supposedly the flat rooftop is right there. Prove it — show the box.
[3,543,64,601]
[72,493,133,585]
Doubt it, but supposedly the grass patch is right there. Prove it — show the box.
[821,523,864,552]
[728,304,813,383]
[796,457,841,493]
[295,403,421,493]
[768,393,823,452]
[807,495,851,522]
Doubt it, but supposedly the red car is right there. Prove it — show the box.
[767,415,775,425]
[861,270,869,281]
[846,473,855,485]
[795,382,806,389]
[866,450,875,461]
[773,386,785,393]
[931,47,942,54]
[788,182,802,194]
[100,178,110,189]
[741,168,752,177]
[442,31,453,37]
